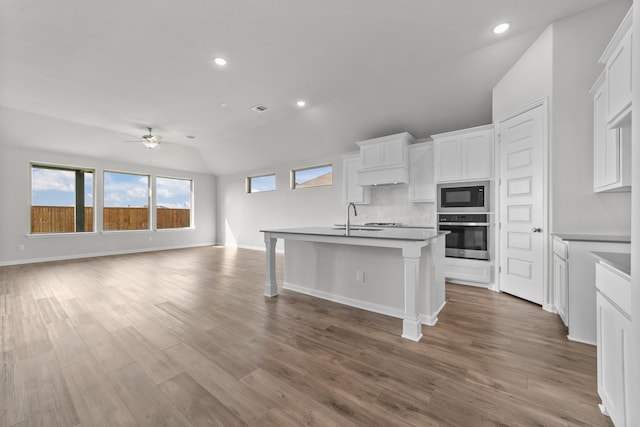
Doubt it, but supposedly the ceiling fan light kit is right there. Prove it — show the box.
[141,127,161,148]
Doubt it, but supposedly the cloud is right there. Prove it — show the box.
[32,168,75,192]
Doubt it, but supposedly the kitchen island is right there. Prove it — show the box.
[260,226,447,341]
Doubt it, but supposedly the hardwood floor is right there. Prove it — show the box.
[0,246,612,426]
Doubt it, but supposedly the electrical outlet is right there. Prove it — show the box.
[147,236,153,242]
[356,270,365,283]
[17,244,25,251]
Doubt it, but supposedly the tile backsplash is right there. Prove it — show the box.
[354,184,435,226]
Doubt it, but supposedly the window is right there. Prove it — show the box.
[31,164,94,233]
[103,171,150,231]
[246,174,276,193]
[291,164,333,189]
[156,177,192,229]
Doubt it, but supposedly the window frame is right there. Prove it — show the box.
[102,170,151,232]
[30,163,95,235]
[155,175,194,230]
[246,173,276,193]
[290,164,333,189]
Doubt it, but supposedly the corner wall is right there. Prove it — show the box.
[0,144,217,265]
[493,0,632,237]
[551,0,632,235]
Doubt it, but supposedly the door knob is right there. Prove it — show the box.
[532,227,542,233]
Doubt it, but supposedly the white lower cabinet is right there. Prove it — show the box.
[552,253,568,326]
[443,257,492,285]
[551,236,630,345]
[596,262,631,427]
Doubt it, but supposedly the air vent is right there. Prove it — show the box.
[251,104,269,113]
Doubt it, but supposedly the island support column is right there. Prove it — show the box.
[401,243,425,342]
[264,233,279,297]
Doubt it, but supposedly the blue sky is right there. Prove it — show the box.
[294,165,332,186]
[32,168,93,206]
[32,167,191,209]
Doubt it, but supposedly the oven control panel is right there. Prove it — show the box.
[438,213,488,224]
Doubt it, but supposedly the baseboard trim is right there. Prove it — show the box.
[283,281,404,319]
[0,242,216,267]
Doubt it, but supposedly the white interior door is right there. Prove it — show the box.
[498,102,547,305]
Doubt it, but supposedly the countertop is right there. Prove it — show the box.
[592,251,631,276]
[261,226,444,242]
[552,233,631,243]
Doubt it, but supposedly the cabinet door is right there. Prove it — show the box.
[359,143,382,170]
[606,29,632,124]
[434,136,461,182]
[553,254,568,326]
[342,155,370,204]
[597,292,630,427]
[593,80,621,190]
[461,130,493,180]
[408,143,435,202]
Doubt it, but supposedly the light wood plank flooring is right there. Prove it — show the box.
[0,246,612,426]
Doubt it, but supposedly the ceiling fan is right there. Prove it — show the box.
[123,127,164,149]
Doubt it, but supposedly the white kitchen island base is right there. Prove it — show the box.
[262,227,446,342]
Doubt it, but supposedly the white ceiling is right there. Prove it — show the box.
[0,0,615,175]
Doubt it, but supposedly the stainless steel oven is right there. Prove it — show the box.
[438,213,489,260]
[437,181,489,213]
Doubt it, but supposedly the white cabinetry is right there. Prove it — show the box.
[432,124,493,183]
[443,257,492,286]
[592,7,633,192]
[551,235,630,345]
[342,153,370,204]
[408,142,435,202]
[596,261,631,427]
[552,239,568,325]
[356,132,414,186]
[600,7,633,127]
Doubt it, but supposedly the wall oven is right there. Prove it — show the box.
[438,213,489,260]
[437,181,489,213]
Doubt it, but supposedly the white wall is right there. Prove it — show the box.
[629,2,639,426]
[551,0,632,235]
[493,0,632,237]
[216,151,435,251]
[0,144,216,265]
[492,26,554,121]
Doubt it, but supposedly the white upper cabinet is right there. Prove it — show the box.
[356,132,414,186]
[432,124,494,183]
[592,7,633,193]
[408,142,435,202]
[600,7,633,127]
[342,153,371,204]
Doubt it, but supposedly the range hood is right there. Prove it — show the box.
[355,132,415,186]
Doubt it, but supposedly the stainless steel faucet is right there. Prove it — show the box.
[346,202,357,236]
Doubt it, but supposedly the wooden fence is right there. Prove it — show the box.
[31,206,190,233]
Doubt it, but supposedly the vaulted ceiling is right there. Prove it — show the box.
[0,0,615,175]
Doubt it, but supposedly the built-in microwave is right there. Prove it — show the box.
[437,181,490,213]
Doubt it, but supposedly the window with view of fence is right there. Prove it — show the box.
[31,206,189,233]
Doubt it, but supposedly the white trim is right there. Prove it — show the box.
[567,334,596,346]
[283,281,447,327]
[494,97,549,308]
[284,281,404,319]
[421,300,446,326]
[0,242,216,267]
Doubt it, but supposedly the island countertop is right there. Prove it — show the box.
[260,226,445,242]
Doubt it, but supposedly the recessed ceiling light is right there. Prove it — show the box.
[213,57,227,66]
[296,100,306,108]
[493,23,510,34]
